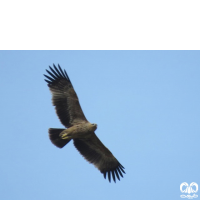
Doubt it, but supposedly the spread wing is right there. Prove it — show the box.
[44,64,87,127]
[73,134,125,182]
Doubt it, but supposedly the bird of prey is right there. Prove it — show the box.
[44,64,125,182]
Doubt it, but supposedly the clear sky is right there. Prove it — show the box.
[0,51,200,200]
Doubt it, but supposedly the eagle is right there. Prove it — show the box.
[44,64,125,182]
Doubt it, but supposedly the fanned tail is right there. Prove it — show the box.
[49,128,71,148]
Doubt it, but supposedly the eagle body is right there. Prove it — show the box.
[60,122,97,139]
[44,64,125,182]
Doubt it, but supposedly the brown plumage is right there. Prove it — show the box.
[44,64,125,182]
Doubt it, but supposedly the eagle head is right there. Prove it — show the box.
[89,123,97,132]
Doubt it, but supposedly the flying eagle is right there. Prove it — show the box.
[44,64,125,182]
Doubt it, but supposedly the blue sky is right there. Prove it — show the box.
[0,51,200,200]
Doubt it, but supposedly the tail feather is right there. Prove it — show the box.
[49,128,71,148]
